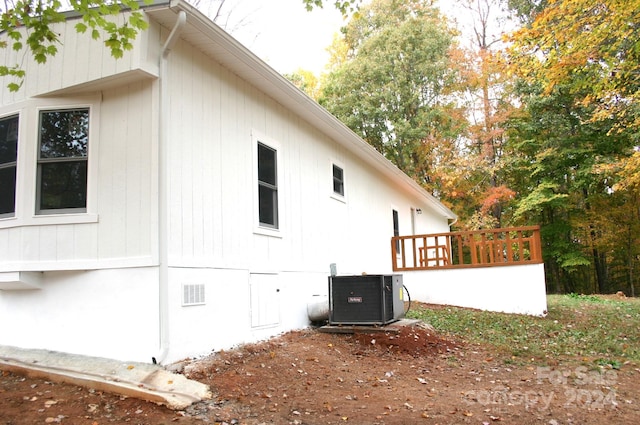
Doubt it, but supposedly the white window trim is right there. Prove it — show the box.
[0,96,100,229]
[0,211,99,228]
[252,130,283,238]
[330,158,347,203]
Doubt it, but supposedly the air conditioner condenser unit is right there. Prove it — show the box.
[328,274,405,325]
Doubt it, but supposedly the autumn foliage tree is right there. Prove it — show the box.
[506,0,640,294]
[319,0,463,191]
[442,0,518,229]
[510,0,640,137]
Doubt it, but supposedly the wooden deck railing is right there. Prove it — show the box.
[391,226,543,271]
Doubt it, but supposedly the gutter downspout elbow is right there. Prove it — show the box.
[157,10,186,365]
[162,10,187,57]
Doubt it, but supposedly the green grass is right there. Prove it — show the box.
[407,294,640,365]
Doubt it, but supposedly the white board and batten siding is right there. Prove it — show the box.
[164,36,452,273]
[0,87,158,272]
[0,12,160,272]
[0,11,159,104]
[0,4,456,363]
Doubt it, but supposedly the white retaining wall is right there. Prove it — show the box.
[402,263,547,316]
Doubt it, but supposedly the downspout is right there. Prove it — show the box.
[448,217,458,228]
[156,10,186,365]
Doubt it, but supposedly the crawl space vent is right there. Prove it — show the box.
[182,284,205,306]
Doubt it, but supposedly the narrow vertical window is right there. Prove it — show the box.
[257,142,278,228]
[332,164,344,196]
[0,115,19,217]
[392,209,400,253]
[37,109,89,214]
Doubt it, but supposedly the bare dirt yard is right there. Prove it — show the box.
[1,303,639,425]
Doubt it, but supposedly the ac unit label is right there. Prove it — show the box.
[347,296,363,303]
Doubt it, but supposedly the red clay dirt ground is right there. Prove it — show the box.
[1,307,639,425]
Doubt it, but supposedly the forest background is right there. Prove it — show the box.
[1,0,639,296]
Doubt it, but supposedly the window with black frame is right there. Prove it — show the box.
[37,108,89,214]
[332,164,344,196]
[257,142,278,229]
[393,209,400,253]
[0,115,19,217]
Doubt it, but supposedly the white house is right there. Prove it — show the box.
[0,0,456,364]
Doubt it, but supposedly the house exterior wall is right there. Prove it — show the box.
[163,37,450,274]
[0,9,454,363]
[0,16,163,361]
[158,36,453,362]
[0,13,160,271]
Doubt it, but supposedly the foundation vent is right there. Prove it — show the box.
[182,284,205,306]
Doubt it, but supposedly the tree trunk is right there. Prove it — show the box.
[592,248,608,293]
[629,260,636,298]
[547,260,564,294]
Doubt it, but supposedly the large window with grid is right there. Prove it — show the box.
[36,108,89,214]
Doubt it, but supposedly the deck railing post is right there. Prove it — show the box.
[532,227,541,262]
[391,237,397,271]
[506,232,513,262]
[401,238,407,269]
[517,231,524,262]
[456,235,464,265]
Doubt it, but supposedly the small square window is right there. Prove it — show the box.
[332,164,344,196]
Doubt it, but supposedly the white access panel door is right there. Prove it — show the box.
[249,273,280,328]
